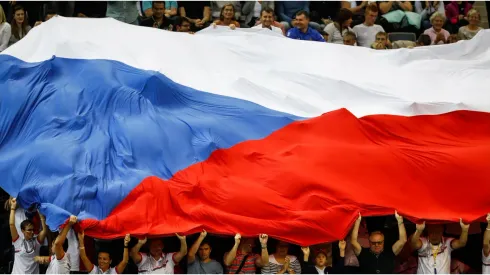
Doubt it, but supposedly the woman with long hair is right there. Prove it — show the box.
[323,8,353,44]
[9,4,31,46]
[457,8,482,40]
[0,5,11,52]
[213,3,240,29]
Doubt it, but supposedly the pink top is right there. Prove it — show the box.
[424,27,450,45]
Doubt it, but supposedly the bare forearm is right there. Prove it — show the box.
[189,236,204,257]
[130,242,144,259]
[484,224,490,255]
[411,230,423,248]
[398,223,407,243]
[260,247,269,266]
[224,244,239,266]
[458,229,469,246]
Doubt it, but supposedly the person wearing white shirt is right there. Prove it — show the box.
[130,234,187,274]
[252,7,283,35]
[483,213,490,274]
[0,5,11,52]
[79,231,131,274]
[9,198,48,274]
[35,215,78,274]
[411,219,469,274]
[353,3,385,47]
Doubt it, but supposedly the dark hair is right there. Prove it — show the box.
[344,31,357,40]
[20,219,33,230]
[177,16,191,26]
[334,8,353,34]
[152,1,165,9]
[295,10,310,19]
[418,34,431,46]
[52,232,69,252]
[260,7,275,17]
[98,251,112,260]
[200,240,212,249]
[219,3,235,21]
[11,5,29,40]
[365,3,379,14]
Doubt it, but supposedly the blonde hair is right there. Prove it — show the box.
[430,12,446,24]
[467,8,481,21]
[0,5,6,24]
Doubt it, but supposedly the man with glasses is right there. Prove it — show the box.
[351,211,407,274]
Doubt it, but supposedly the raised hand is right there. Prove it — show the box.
[395,210,403,224]
[10,198,17,209]
[234,233,241,245]
[416,221,426,232]
[68,215,77,225]
[357,212,362,222]
[200,229,207,238]
[460,218,469,230]
[339,240,346,250]
[124,234,131,246]
[176,233,186,241]
[259,234,268,245]
[301,246,310,256]
[138,237,147,245]
[486,213,490,224]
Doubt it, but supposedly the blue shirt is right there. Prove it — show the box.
[287,27,325,42]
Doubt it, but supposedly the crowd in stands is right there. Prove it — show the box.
[3,195,490,274]
[0,1,486,53]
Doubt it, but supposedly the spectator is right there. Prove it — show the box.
[276,1,311,30]
[309,1,341,29]
[301,242,346,274]
[445,1,472,33]
[224,233,269,274]
[261,241,301,274]
[410,220,469,274]
[141,1,178,19]
[176,16,192,33]
[342,1,369,26]
[392,33,431,48]
[324,8,353,44]
[378,1,420,34]
[210,1,240,22]
[319,30,329,42]
[351,212,407,274]
[423,12,450,44]
[179,1,211,32]
[242,1,274,27]
[187,230,223,274]
[0,5,11,52]
[457,8,482,40]
[140,1,174,31]
[371,31,391,49]
[353,3,385,47]
[252,7,283,35]
[79,231,130,274]
[343,31,357,46]
[483,213,490,274]
[213,3,240,29]
[34,9,57,27]
[130,234,187,274]
[46,1,74,17]
[9,198,48,274]
[447,33,460,43]
[106,1,139,25]
[34,215,77,274]
[287,10,325,42]
[74,1,107,18]
[9,5,31,47]
[414,1,446,31]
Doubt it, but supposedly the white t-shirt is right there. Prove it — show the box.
[483,250,490,274]
[252,24,283,35]
[46,253,71,274]
[11,236,41,274]
[353,23,385,47]
[66,229,80,271]
[89,266,118,274]
[136,252,176,274]
[324,23,353,44]
[417,237,454,274]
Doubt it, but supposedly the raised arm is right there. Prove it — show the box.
[78,231,94,273]
[392,211,407,256]
[451,219,469,250]
[224,233,241,266]
[379,1,393,14]
[173,233,188,263]
[301,246,310,262]
[116,234,130,273]
[130,237,146,264]
[37,211,48,244]
[410,221,425,250]
[484,214,490,257]
[350,213,362,256]
[54,215,77,260]
[9,198,19,241]
[188,230,207,264]
[398,1,413,11]
[255,234,269,268]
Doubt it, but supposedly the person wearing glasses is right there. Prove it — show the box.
[9,198,48,274]
[351,211,407,274]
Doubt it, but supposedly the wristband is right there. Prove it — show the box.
[261,245,267,249]
[486,228,490,231]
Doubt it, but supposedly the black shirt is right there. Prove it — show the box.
[357,247,395,274]
[179,1,210,19]
[458,2,466,14]
[140,17,174,31]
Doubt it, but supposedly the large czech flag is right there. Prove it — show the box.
[1,17,490,245]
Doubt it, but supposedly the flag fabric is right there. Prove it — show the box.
[1,17,490,245]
